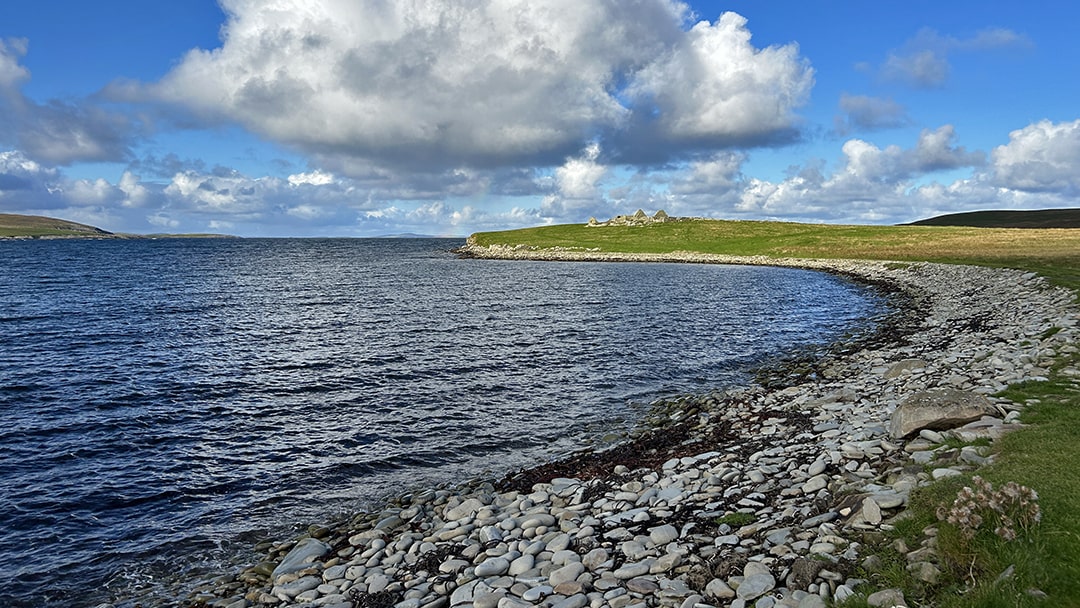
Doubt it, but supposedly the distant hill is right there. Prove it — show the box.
[0,213,117,238]
[0,213,238,239]
[906,208,1080,229]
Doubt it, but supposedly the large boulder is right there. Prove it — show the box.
[890,388,992,439]
[271,537,330,581]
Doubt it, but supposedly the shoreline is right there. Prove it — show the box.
[183,246,1078,608]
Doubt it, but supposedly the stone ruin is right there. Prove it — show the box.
[586,209,673,227]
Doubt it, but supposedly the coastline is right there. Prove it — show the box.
[182,245,1078,608]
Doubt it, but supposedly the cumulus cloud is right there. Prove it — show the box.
[834,94,909,135]
[0,150,56,194]
[554,142,606,199]
[692,126,987,223]
[991,119,1080,195]
[0,38,138,165]
[624,12,812,152]
[128,2,812,173]
[539,143,619,221]
[877,27,1031,88]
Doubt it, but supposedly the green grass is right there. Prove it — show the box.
[471,218,1080,607]
[0,213,114,238]
[472,220,1080,290]
[713,512,757,527]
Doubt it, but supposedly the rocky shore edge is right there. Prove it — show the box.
[180,242,1078,608]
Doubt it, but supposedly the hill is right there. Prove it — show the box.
[0,213,116,238]
[906,208,1080,228]
[0,213,237,239]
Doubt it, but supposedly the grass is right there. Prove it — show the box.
[471,218,1080,607]
[0,213,114,238]
[472,220,1080,291]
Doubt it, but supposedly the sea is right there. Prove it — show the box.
[0,238,886,607]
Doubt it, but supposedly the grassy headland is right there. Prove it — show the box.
[471,217,1080,607]
[0,213,117,238]
[471,219,1080,291]
[0,213,234,239]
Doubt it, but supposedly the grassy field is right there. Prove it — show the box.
[473,218,1080,607]
[0,213,117,238]
[472,219,1080,290]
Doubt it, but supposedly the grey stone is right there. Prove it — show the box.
[705,578,735,599]
[582,547,609,570]
[626,578,660,594]
[549,562,585,586]
[451,580,480,606]
[521,585,553,602]
[272,539,330,580]
[474,591,505,608]
[620,540,649,560]
[551,594,588,608]
[475,557,511,577]
[508,554,535,576]
[547,533,572,552]
[736,573,776,601]
[862,497,882,525]
[273,575,321,599]
[802,475,828,494]
[867,588,907,607]
[890,388,991,439]
[445,497,486,521]
[614,561,652,579]
[908,561,941,584]
[649,524,679,545]
[884,359,927,379]
[932,468,963,480]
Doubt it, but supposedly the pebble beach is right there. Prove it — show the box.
[179,246,1078,608]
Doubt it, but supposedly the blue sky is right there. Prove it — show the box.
[1,1,1079,237]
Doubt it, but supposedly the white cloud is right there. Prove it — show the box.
[991,119,1080,194]
[628,12,813,146]
[540,143,619,221]
[670,152,744,195]
[135,2,811,172]
[0,38,30,90]
[837,125,983,183]
[882,49,950,89]
[285,203,327,220]
[287,169,335,186]
[834,94,909,134]
[0,149,55,187]
[878,27,1031,89]
[666,126,988,223]
[0,39,137,165]
[554,142,606,199]
[118,171,150,207]
[148,212,181,229]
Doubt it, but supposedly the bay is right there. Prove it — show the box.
[0,238,883,606]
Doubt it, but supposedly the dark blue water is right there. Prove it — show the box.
[0,238,883,606]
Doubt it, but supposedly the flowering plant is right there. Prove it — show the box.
[937,476,1041,541]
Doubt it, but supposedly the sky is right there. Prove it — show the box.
[1,1,1079,237]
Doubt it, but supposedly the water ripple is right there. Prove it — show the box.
[0,238,883,607]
